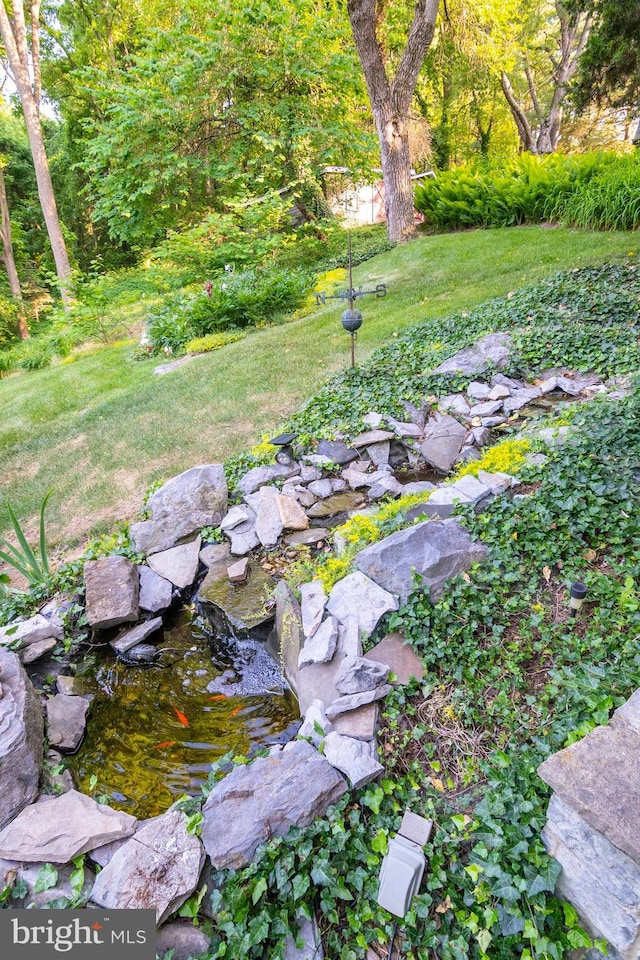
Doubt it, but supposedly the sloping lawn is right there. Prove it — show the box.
[0,226,637,557]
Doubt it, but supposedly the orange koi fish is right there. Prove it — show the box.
[172,706,189,727]
[229,705,242,718]
[153,740,176,749]
[208,694,228,701]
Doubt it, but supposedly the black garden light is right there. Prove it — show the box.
[314,233,387,370]
[569,581,588,617]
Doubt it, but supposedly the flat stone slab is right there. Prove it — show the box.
[201,740,347,869]
[433,332,512,376]
[284,916,324,960]
[236,463,299,497]
[326,685,392,718]
[538,710,640,866]
[0,613,63,649]
[90,809,204,925]
[299,616,339,667]
[0,649,43,830]
[316,439,359,465]
[335,655,389,694]
[84,556,139,629]
[332,703,378,741]
[147,536,202,590]
[327,572,398,639]
[297,658,342,716]
[21,636,58,664]
[285,527,330,546]
[352,430,395,448]
[543,794,640,959]
[46,694,90,753]
[365,633,424,684]
[111,617,163,655]
[420,414,467,474]
[138,565,173,613]
[323,732,383,788]
[198,562,273,637]
[156,922,212,960]
[0,858,95,909]
[306,492,366,518]
[271,580,304,696]
[0,790,136,862]
[355,519,487,604]
[300,580,327,639]
[130,463,227,555]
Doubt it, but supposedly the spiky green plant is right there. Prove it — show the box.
[0,490,53,586]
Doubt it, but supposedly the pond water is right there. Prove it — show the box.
[66,609,299,818]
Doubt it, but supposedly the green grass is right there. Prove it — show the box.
[0,226,637,560]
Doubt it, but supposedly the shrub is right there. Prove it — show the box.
[414,152,615,230]
[556,153,640,231]
[184,331,246,354]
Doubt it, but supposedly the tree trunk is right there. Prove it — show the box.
[0,165,29,338]
[347,0,440,243]
[0,0,74,310]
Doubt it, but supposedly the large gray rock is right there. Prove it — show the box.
[420,414,468,474]
[270,580,304,695]
[542,794,640,960]
[316,440,358,466]
[201,740,347,870]
[0,613,63,649]
[253,487,285,546]
[84,556,139,629]
[236,463,299,497]
[147,537,202,590]
[296,659,342,716]
[365,633,424,685]
[90,809,204,925]
[355,519,487,604]
[130,464,228,556]
[300,581,327,639]
[334,655,389,694]
[0,790,136,862]
[138,565,173,613]
[433,333,512,376]
[326,572,398,639]
[502,386,542,413]
[298,699,333,747]
[20,636,58,664]
[0,858,95,909]
[284,916,324,960]
[538,701,640,867]
[227,507,260,556]
[299,616,339,667]
[323,732,383,788]
[111,617,163,655]
[156,921,211,960]
[326,685,392,718]
[0,649,44,829]
[46,694,90,753]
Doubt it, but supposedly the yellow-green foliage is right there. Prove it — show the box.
[293,268,347,318]
[292,492,432,592]
[250,434,278,462]
[185,331,246,354]
[455,438,531,479]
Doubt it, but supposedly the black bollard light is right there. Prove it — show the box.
[569,581,588,617]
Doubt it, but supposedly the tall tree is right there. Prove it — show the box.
[571,0,640,112]
[0,0,73,307]
[0,159,28,337]
[346,0,440,242]
[499,1,593,153]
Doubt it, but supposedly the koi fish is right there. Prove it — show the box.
[208,694,228,701]
[153,740,176,749]
[172,706,189,727]
[229,705,242,718]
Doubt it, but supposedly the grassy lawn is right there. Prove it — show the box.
[0,225,637,559]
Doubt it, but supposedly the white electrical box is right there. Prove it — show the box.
[376,812,433,919]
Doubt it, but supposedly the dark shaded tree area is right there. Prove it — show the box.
[571,0,640,109]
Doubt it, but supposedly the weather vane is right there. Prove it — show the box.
[314,233,387,368]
